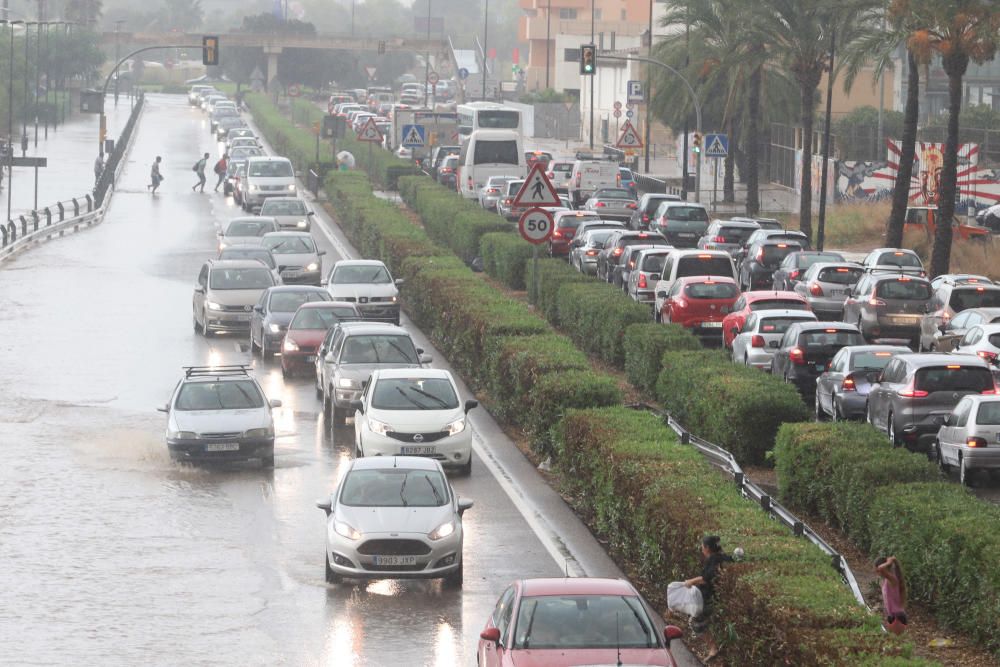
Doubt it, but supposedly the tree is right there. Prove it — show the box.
[64,0,104,27]
[903,0,999,276]
[156,0,204,32]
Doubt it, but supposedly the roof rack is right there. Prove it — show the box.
[183,365,253,379]
[574,151,616,161]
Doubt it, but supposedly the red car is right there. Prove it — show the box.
[722,290,812,348]
[548,210,602,257]
[659,276,740,340]
[478,577,682,667]
[280,302,360,377]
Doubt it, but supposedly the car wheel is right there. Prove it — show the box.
[202,310,214,337]
[354,437,363,459]
[332,405,346,427]
[814,394,825,421]
[887,412,900,446]
[443,558,463,588]
[831,400,842,422]
[654,308,661,323]
[960,456,973,487]
[325,553,341,584]
[193,312,202,334]
[315,375,323,398]
[262,454,275,468]
[458,456,472,476]
[937,442,951,473]
[281,364,291,379]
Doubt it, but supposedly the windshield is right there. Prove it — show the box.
[219,248,275,269]
[209,268,275,290]
[676,256,733,279]
[175,380,265,410]
[262,236,316,254]
[685,282,738,299]
[226,220,273,237]
[875,279,931,300]
[261,200,308,216]
[758,317,813,334]
[750,299,810,311]
[340,335,418,364]
[799,330,865,348]
[478,110,520,129]
[594,188,633,200]
[289,306,356,330]
[556,215,599,229]
[269,290,329,312]
[249,161,293,177]
[473,140,519,165]
[371,377,459,410]
[512,595,656,650]
[663,206,708,222]
[818,266,864,284]
[796,252,842,268]
[340,468,449,507]
[915,366,993,393]
[976,401,1000,425]
[876,251,922,268]
[949,288,1000,311]
[713,226,756,244]
[849,350,900,370]
[762,244,802,266]
[331,264,392,284]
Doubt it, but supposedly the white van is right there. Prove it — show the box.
[652,249,737,320]
[457,129,526,200]
[569,155,620,207]
[242,157,297,212]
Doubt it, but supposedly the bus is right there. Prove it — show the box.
[456,102,522,140]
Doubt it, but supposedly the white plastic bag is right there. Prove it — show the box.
[666,581,704,618]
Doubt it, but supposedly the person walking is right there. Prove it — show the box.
[148,156,163,194]
[683,535,733,661]
[192,152,209,192]
[213,153,229,192]
[93,155,104,185]
[876,556,908,633]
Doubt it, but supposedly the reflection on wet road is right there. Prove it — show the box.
[0,95,559,666]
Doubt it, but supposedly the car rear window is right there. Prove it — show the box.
[473,140,519,165]
[750,299,809,311]
[664,219,710,234]
[818,266,864,284]
[269,291,330,312]
[641,254,667,273]
[506,181,525,195]
[642,197,671,214]
[915,366,993,393]
[588,231,615,245]
[676,256,733,279]
[948,288,1000,311]
[714,226,756,244]
[759,317,813,334]
[877,251,922,268]
[685,281,738,299]
[557,215,600,229]
[799,330,865,348]
[664,206,709,222]
[989,334,1000,348]
[876,279,931,300]
[552,163,573,173]
[849,350,898,370]
[797,252,843,268]
[976,402,1000,425]
[762,243,802,265]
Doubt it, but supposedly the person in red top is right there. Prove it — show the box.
[213,153,228,192]
[876,556,908,632]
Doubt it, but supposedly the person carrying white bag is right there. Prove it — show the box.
[669,535,735,661]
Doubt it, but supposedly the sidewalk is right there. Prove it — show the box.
[5,99,134,220]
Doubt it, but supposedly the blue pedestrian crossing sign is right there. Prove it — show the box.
[401,124,426,148]
[704,133,729,158]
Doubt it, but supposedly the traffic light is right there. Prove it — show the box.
[580,44,596,76]
[202,35,219,67]
[692,132,703,153]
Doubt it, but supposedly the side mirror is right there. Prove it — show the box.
[349,399,364,414]
[269,399,282,408]
[943,415,954,426]
[157,403,169,413]
[307,211,316,216]
[664,625,684,646]
[194,285,205,294]
[457,497,474,515]
[325,352,336,363]
[657,290,667,298]
[480,627,501,644]
[253,305,263,313]
[315,498,332,515]
[419,354,433,364]
[395,278,405,286]
[318,250,326,256]
[464,399,479,413]
[416,347,424,354]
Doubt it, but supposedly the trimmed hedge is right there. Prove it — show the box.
[657,351,810,465]
[774,423,1000,657]
[555,408,926,666]
[555,282,652,367]
[623,323,702,391]
[525,258,591,323]
[480,232,535,290]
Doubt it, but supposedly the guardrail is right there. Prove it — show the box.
[0,91,144,262]
[627,402,870,610]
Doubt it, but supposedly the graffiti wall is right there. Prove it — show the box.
[836,141,1000,211]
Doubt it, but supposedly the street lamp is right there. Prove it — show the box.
[2,19,24,225]
[33,21,46,146]
[113,20,124,107]
[22,21,35,154]
[481,0,488,99]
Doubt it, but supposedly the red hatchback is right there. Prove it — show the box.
[478,577,682,667]
[722,290,812,348]
[660,276,740,340]
[548,211,602,257]
[280,302,360,377]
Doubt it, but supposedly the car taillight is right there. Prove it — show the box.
[977,350,997,363]
[712,235,726,243]
[898,380,928,398]
[809,282,823,296]
[616,173,622,186]
[789,270,800,280]
[595,202,606,207]
[575,173,581,186]
[586,249,598,256]
[485,188,497,194]
[441,168,452,174]
[751,335,765,348]
[789,347,806,365]
[642,214,649,222]
[627,203,637,209]
[613,248,624,256]
[967,437,987,447]
[869,297,887,307]
[467,176,473,189]
[841,375,856,392]
[756,248,764,263]
[638,273,648,289]
[674,298,687,309]
[552,230,563,239]
[504,198,512,205]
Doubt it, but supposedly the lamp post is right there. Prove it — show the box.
[643,0,652,172]
[423,0,431,107]
[481,0,489,99]
[545,0,551,89]
[3,19,24,225]
[588,0,594,149]
[33,20,44,146]
[113,20,124,107]
[22,21,34,153]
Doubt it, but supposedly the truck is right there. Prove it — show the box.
[568,153,621,207]
[391,109,460,163]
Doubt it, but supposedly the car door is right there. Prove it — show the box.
[653,255,675,314]
[771,326,797,378]
[880,359,911,430]
[480,585,517,667]
[867,358,895,428]
[724,296,747,348]
[842,276,867,325]
[316,327,337,382]
[941,311,977,351]
[819,348,846,413]
[193,263,209,322]
[954,326,985,356]
[251,290,268,343]
[732,313,756,363]
[940,397,974,465]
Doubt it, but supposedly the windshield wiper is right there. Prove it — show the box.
[395,386,430,409]
[399,472,408,507]
[407,386,449,408]
[622,596,653,648]
[385,339,417,363]
[521,599,539,648]
[424,476,444,505]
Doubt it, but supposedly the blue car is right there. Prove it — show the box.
[619,167,637,196]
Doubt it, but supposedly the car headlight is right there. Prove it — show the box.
[444,417,466,436]
[390,295,398,303]
[245,427,274,438]
[296,220,307,228]
[205,301,223,311]
[167,429,197,439]
[218,242,227,249]
[268,323,282,333]
[250,184,259,191]
[287,184,296,191]
[283,338,300,352]
[306,262,319,272]
[334,520,361,541]
[338,378,360,388]
[367,417,391,435]
[428,520,455,541]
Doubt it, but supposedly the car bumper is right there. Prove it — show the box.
[167,437,273,462]
[549,241,571,257]
[745,349,775,370]
[276,221,312,232]
[205,312,253,331]
[632,289,655,304]
[481,197,500,210]
[838,392,871,419]
[871,319,921,341]
[326,531,462,579]
[282,348,319,370]
[333,388,363,409]
[960,448,1000,468]
[357,303,400,323]
[360,429,472,468]
[278,269,322,285]
[897,410,950,451]
[439,176,456,189]
[787,367,824,392]
[579,258,598,274]
[262,331,285,353]
[806,298,847,319]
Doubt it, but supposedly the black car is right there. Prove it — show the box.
[629,193,681,230]
[429,145,460,179]
[814,344,910,421]
[595,230,667,283]
[771,250,845,291]
[739,240,803,290]
[770,322,864,399]
[249,286,332,358]
[736,229,811,267]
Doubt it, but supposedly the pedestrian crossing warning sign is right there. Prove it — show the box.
[401,124,426,148]
[615,120,643,149]
[356,117,383,143]
[511,163,562,208]
[704,133,729,157]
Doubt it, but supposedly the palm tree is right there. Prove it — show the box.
[903,0,999,276]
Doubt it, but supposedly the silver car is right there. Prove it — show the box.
[730,309,818,370]
[496,179,526,221]
[260,231,325,286]
[626,248,672,305]
[479,175,516,211]
[316,456,472,585]
[792,262,865,320]
[569,228,617,275]
[582,187,638,222]
[218,216,279,251]
[259,197,315,231]
[325,260,402,324]
[192,259,278,336]
[935,395,1000,486]
[697,219,760,256]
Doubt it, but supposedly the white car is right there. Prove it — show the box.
[325,259,402,324]
[160,365,281,466]
[259,196,315,231]
[351,368,478,475]
[730,309,818,370]
[952,323,1000,365]
[316,456,473,585]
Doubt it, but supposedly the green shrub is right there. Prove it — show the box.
[528,372,621,453]
[555,282,652,367]
[400,181,510,261]
[623,323,702,391]
[554,407,923,666]
[525,258,590,322]
[480,232,535,289]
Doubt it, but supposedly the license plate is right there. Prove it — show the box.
[830,289,844,296]
[373,555,417,566]
[702,321,722,328]
[283,270,301,277]
[815,363,826,372]
[678,232,696,238]
[232,313,251,321]
[205,442,240,452]
[401,445,435,455]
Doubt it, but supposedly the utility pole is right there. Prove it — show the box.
[817,28,836,251]
[643,0,652,172]
[545,0,551,89]
[481,0,489,99]
[423,0,431,107]
[22,22,32,152]
[113,20,124,107]
[589,0,594,149]
[33,20,41,146]
[681,20,689,198]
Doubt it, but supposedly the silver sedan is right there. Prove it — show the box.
[731,309,818,370]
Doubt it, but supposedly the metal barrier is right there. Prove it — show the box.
[627,402,870,610]
[94,90,145,208]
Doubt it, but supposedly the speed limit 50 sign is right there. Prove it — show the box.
[518,207,554,244]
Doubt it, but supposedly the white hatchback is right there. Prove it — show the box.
[352,368,478,475]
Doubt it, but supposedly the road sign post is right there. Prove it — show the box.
[518,207,555,301]
[355,117,384,181]
[703,133,729,158]
[512,163,562,209]
[615,120,643,150]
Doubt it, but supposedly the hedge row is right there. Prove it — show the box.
[555,408,928,666]
[775,423,1000,657]
[525,258,591,323]
[480,232,535,290]
[623,323,702,391]
[246,93,324,172]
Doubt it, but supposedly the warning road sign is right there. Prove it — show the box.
[428,71,440,85]
[401,124,426,148]
[615,120,643,149]
[356,117,383,143]
[704,133,729,158]
[512,163,562,208]
[364,66,377,80]
[518,208,554,244]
